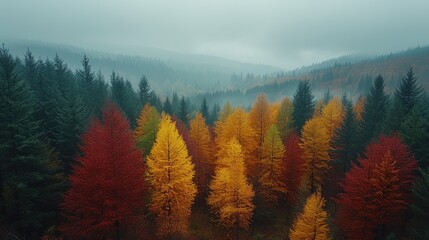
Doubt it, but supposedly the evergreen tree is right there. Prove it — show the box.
[110,72,139,127]
[0,46,63,237]
[172,92,180,115]
[209,102,220,125]
[77,55,96,114]
[92,70,109,118]
[138,75,150,107]
[200,97,210,123]
[163,97,173,115]
[388,68,424,132]
[178,96,189,125]
[292,80,315,134]
[358,75,389,154]
[409,168,429,239]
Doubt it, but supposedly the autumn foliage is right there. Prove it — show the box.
[61,103,146,239]
[336,135,417,240]
[146,113,197,238]
[289,192,330,240]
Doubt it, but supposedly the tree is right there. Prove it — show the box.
[77,55,96,114]
[147,114,197,238]
[259,125,286,205]
[200,97,210,123]
[276,97,294,140]
[61,103,146,239]
[138,75,150,107]
[300,117,330,192]
[292,80,315,134]
[208,102,220,125]
[249,93,271,170]
[163,97,173,115]
[207,138,255,239]
[387,67,424,132]
[218,101,233,124]
[336,135,417,240]
[320,97,343,141]
[215,108,257,178]
[0,47,63,237]
[189,113,213,199]
[282,131,306,203]
[358,75,389,154]
[178,96,190,126]
[289,192,330,240]
[354,95,365,121]
[110,72,139,127]
[409,168,429,239]
[171,92,180,115]
[134,104,160,156]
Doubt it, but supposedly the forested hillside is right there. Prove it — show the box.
[1,45,428,239]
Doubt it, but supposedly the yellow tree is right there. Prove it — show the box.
[248,93,271,175]
[146,113,197,238]
[320,97,343,141]
[313,99,325,117]
[289,192,331,240]
[354,96,365,121]
[189,112,213,198]
[276,97,294,140]
[208,138,255,239]
[259,125,286,205]
[218,101,233,124]
[300,117,330,192]
[269,101,281,126]
[134,104,160,155]
[215,108,257,177]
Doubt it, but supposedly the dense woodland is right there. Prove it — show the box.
[1,46,429,240]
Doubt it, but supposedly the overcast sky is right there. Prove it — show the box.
[1,0,429,69]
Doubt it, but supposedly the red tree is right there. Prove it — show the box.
[61,103,146,239]
[336,135,417,240]
[282,131,306,203]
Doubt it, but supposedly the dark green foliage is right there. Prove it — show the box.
[172,92,180,115]
[92,70,109,118]
[292,80,315,134]
[209,102,220,125]
[331,95,358,172]
[110,71,140,127]
[138,75,150,107]
[200,97,209,123]
[387,68,424,133]
[77,55,98,115]
[409,168,429,239]
[178,96,190,126]
[0,46,64,237]
[163,97,173,115]
[358,75,389,154]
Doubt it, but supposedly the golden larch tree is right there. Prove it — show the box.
[259,125,286,205]
[189,112,213,198]
[269,101,281,126]
[215,108,257,177]
[248,93,271,176]
[218,101,234,124]
[289,192,331,240]
[276,97,294,140]
[134,104,160,155]
[146,113,197,238]
[320,97,343,141]
[354,96,365,121]
[313,99,325,117]
[208,138,255,238]
[300,117,330,192]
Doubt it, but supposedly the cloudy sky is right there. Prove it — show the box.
[1,0,429,69]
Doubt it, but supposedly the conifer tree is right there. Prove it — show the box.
[178,96,190,125]
[292,80,315,134]
[289,192,330,240]
[138,75,150,107]
[300,117,330,192]
[61,103,146,239]
[259,125,286,205]
[276,97,294,140]
[282,132,305,202]
[320,97,343,141]
[163,97,173,115]
[409,168,429,239]
[134,104,160,156]
[208,138,255,239]
[147,114,197,238]
[200,97,210,123]
[249,93,271,170]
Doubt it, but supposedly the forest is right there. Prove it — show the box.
[1,45,429,240]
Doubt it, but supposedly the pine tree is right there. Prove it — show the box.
[178,96,190,126]
[409,168,429,239]
[200,97,210,123]
[218,101,233,124]
[387,67,424,132]
[138,75,150,107]
[358,75,389,154]
[172,92,180,115]
[259,125,286,205]
[134,104,160,156]
[189,113,213,199]
[61,103,146,239]
[147,114,197,238]
[209,102,220,125]
[300,117,330,192]
[77,55,96,114]
[320,97,343,141]
[292,80,315,134]
[0,46,63,237]
[289,192,330,240]
[276,97,294,140]
[208,138,255,239]
[163,97,173,115]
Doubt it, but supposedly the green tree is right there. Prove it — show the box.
[138,75,150,107]
[178,96,190,125]
[163,97,173,115]
[292,80,315,134]
[409,168,429,239]
[200,97,210,123]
